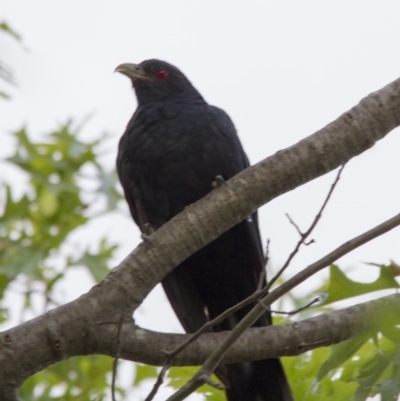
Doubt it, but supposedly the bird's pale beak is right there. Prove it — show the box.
[115,63,147,80]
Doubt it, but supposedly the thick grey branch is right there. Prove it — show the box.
[104,294,400,366]
[0,77,399,400]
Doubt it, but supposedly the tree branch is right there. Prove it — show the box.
[104,293,400,367]
[0,76,399,400]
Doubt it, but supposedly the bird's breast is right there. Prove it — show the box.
[119,101,242,225]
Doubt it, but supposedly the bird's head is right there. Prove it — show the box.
[115,59,203,105]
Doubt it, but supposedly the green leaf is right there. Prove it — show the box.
[1,248,45,276]
[320,265,399,305]
[0,22,21,41]
[167,366,202,390]
[0,307,8,324]
[381,327,400,345]
[70,239,116,282]
[20,355,122,401]
[316,335,369,381]
[354,351,392,401]
[0,274,9,298]
[97,170,123,211]
[133,364,158,386]
[38,188,59,217]
[380,376,400,401]
[45,273,64,292]
[0,90,10,99]
[0,185,30,224]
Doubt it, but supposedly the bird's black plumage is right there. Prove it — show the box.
[116,59,293,401]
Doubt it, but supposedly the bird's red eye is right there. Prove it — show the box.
[156,69,168,80]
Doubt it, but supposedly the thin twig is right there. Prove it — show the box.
[111,297,130,401]
[257,270,266,292]
[260,297,321,316]
[166,213,400,401]
[200,374,226,390]
[163,290,262,361]
[285,213,303,237]
[264,238,271,267]
[265,164,345,292]
[258,239,270,291]
[144,365,170,401]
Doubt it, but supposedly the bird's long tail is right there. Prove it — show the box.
[224,357,293,401]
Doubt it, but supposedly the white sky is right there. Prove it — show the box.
[1,1,400,400]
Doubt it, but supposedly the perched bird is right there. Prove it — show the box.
[116,59,293,401]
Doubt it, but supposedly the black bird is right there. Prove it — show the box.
[116,59,293,401]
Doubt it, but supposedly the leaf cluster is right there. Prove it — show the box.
[0,125,123,399]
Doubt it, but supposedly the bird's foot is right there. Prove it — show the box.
[211,175,225,188]
[143,222,155,236]
[141,223,156,245]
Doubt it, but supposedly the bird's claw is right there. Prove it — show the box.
[143,222,154,236]
[141,233,156,246]
[212,175,225,188]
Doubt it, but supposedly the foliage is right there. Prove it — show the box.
[279,262,400,401]
[133,365,226,401]
[282,328,400,401]
[0,125,123,399]
[319,264,399,306]
[19,355,124,401]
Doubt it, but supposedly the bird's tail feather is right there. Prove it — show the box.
[162,264,293,401]
[224,358,293,401]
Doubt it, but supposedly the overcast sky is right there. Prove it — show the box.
[1,1,400,399]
